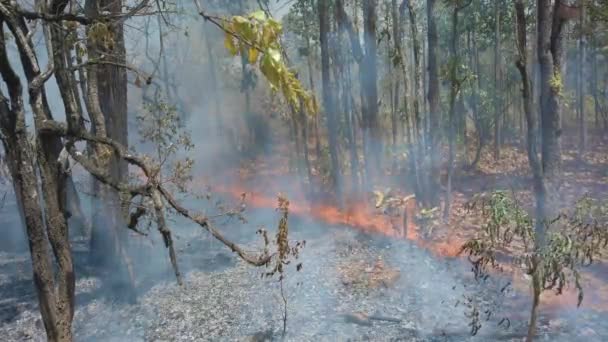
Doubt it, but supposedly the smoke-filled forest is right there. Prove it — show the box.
[0,0,607,341]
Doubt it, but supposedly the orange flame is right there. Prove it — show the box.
[208,183,464,259]
[142,170,607,313]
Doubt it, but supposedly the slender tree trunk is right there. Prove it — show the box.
[577,4,586,156]
[333,4,360,192]
[319,0,342,198]
[343,64,360,191]
[404,0,425,202]
[444,2,466,219]
[521,0,570,338]
[362,0,381,181]
[494,0,502,160]
[426,0,441,207]
[468,25,483,170]
[391,0,401,148]
[591,37,599,130]
[538,0,564,190]
[515,4,546,341]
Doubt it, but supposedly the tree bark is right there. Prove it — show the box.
[362,0,381,180]
[86,0,136,301]
[0,5,75,339]
[577,4,586,156]
[494,0,502,160]
[426,0,441,207]
[538,0,564,192]
[318,0,342,198]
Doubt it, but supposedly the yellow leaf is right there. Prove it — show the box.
[260,54,280,89]
[248,47,259,64]
[233,16,248,24]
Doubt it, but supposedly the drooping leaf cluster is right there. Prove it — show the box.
[222,11,318,115]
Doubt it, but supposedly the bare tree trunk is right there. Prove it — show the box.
[318,0,342,198]
[391,0,401,148]
[86,0,137,301]
[444,1,469,219]
[514,4,546,341]
[362,0,381,181]
[591,37,599,130]
[405,0,425,203]
[426,0,441,207]
[468,24,483,170]
[493,0,502,160]
[0,7,75,339]
[577,4,587,156]
[538,0,566,191]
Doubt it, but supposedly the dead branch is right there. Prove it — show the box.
[151,189,182,285]
[39,120,273,272]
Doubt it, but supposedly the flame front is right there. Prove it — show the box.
[210,183,463,258]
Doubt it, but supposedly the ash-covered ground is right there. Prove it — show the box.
[1,207,607,342]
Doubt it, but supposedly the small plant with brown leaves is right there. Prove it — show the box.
[257,195,305,337]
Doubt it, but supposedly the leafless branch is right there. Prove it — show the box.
[39,119,273,270]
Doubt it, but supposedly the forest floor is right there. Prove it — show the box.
[0,130,607,341]
[2,214,606,341]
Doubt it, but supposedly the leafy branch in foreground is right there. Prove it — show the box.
[460,191,608,336]
[219,11,317,115]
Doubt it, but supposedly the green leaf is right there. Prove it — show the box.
[250,10,267,21]
[260,54,280,90]
[268,48,281,62]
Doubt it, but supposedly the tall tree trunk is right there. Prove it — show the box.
[334,4,360,192]
[391,0,401,148]
[493,0,502,160]
[522,0,571,339]
[538,0,565,191]
[577,4,587,156]
[362,0,381,181]
[0,9,75,340]
[343,64,360,191]
[591,37,600,130]
[426,0,441,207]
[468,24,483,170]
[87,0,136,301]
[318,0,342,198]
[514,3,547,340]
[444,1,468,219]
[405,0,425,202]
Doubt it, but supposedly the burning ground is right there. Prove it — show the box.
[1,197,608,341]
[1,127,608,341]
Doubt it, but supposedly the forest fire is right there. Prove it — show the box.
[205,180,608,314]
[210,182,463,258]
